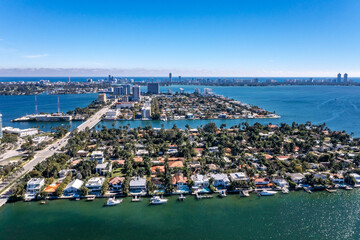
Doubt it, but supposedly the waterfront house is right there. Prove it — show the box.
[272,177,289,188]
[109,177,124,191]
[330,174,344,184]
[91,151,104,163]
[210,174,230,188]
[95,162,112,176]
[64,179,84,195]
[229,172,249,182]
[254,178,273,189]
[191,174,209,189]
[43,183,61,196]
[85,177,105,194]
[286,173,305,184]
[350,173,360,187]
[129,176,147,192]
[172,173,188,190]
[26,178,45,195]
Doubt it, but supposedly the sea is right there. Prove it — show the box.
[1,77,360,239]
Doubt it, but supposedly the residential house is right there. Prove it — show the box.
[191,174,209,189]
[172,173,188,190]
[109,177,124,191]
[91,151,104,163]
[229,172,249,182]
[85,177,105,194]
[210,174,230,188]
[129,176,147,192]
[95,162,112,176]
[64,179,84,195]
[286,173,305,184]
[272,177,289,188]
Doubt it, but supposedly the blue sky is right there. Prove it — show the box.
[0,0,360,77]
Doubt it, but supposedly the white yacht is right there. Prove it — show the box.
[282,188,289,194]
[240,190,250,197]
[178,194,186,201]
[260,190,277,196]
[219,190,227,198]
[106,197,123,206]
[150,196,168,205]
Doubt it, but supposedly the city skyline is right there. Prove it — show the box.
[1,0,360,77]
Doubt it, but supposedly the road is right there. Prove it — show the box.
[0,101,115,206]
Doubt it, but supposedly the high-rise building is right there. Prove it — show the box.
[337,73,342,83]
[169,73,172,83]
[113,86,123,96]
[68,77,71,83]
[344,73,348,82]
[194,88,201,94]
[0,113,2,138]
[179,88,184,94]
[141,107,152,119]
[132,85,141,101]
[98,93,107,103]
[147,83,160,94]
[121,84,131,95]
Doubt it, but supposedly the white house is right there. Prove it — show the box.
[286,173,305,184]
[350,173,360,187]
[229,172,249,182]
[129,176,147,192]
[25,178,45,200]
[95,162,112,176]
[85,177,105,193]
[64,179,84,195]
[210,174,230,188]
[26,178,45,194]
[91,151,104,163]
[191,174,209,189]
[272,177,289,188]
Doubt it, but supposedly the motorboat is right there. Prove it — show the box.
[150,196,168,205]
[259,190,277,196]
[345,185,353,190]
[105,197,123,206]
[178,194,186,201]
[282,188,289,194]
[131,195,142,202]
[240,190,250,197]
[86,195,96,201]
[219,190,227,198]
[326,188,337,193]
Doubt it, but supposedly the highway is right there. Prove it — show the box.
[0,101,115,206]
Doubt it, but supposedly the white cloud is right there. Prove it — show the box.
[23,54,48,59]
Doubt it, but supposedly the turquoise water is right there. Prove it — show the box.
[0,93,98,131]
[103,85,360,137]
[1,191,360,240]
[1,85,360,136]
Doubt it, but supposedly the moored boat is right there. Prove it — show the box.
[240,190,250,197]
[105,197,123,206]
[219,190,227,198]
[150,196,168,205]
[131,195,142,202]
[178,194,186,201]
[86,195,96,201]
[259,190,277,196]
[345,186,353,190]
[282,188,289,194]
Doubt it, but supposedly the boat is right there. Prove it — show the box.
[150,196,168,205]
[105,197,123,206]
[131,195,142,202]
[75,197,80,201]
[326,188,337,193]
[178,194,186,201]
[86,195,96,201]
[259,190,277,196]
[282,188,289,194]
[219,190,227,198]
[345,186,353,190]
[304,187,312,194]
[240,190,250,197]
[40,200,46,204]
